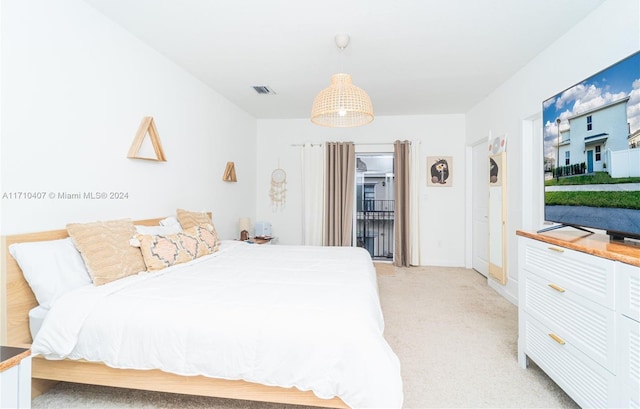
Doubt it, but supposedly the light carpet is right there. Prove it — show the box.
[374,262,395,276]
[31,266,579,409]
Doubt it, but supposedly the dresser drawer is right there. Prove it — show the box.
[523,317,617,409]
[618,262,640,322]
[520,238,614,308]
[618,316,640,408]
[524,273,616,372]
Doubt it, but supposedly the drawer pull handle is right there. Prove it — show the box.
[548,333,566,345]
[548,284,565,293]
[548,247,564,253]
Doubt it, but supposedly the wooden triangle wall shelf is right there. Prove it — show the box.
[127,116,167,161]
[222,162,237,182]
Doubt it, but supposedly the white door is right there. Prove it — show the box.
[472,141,489,277]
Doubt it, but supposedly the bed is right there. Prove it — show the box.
[1,216,403,408]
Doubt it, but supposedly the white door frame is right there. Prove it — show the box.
[521,114,543,232]
[467,139,490,276]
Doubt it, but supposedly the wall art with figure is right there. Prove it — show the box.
[489,155,501,186]
[427,156,452,187]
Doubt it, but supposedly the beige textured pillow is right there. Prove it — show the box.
[176,208,211,229]
[66,219,146,286]
[176,208,221,251]
[136,224,219,271]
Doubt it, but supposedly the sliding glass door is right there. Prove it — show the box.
[355,153,395,260]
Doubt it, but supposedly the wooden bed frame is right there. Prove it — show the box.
[1,217,348,408]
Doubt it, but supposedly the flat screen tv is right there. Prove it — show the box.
[541,50,640,241]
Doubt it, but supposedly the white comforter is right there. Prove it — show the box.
[32,241,403,408]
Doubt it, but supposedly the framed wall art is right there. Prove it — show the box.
[427,156,453,187]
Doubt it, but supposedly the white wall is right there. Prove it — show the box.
[0,0,257,238]
[466,0,640,302]
[4,0,635,286]
[256,114,467,267]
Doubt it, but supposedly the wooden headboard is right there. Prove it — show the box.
[1,217,166,346]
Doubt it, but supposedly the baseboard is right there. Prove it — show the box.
[488,278,518,306]
[419,259,466,268]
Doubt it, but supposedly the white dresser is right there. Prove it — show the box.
[517,231,640,408]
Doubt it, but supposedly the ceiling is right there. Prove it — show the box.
[83,0,606,120]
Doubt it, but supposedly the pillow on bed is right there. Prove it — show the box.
[29,305,49,339]
[135,224,182,236]
[176,208,221,251]
[134,224,219,271]
[9,237,91,308]
[176,208,211,229]
[67,219,146,286]
[159,215,182,228]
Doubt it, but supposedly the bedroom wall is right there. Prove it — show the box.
[0,0,257,238]
[466,0,640,303]
[255,114,467,267]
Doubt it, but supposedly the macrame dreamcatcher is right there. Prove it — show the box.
[269,167,287,211]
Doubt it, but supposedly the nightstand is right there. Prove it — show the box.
[0,346,31,408]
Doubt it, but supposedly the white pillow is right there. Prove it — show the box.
[29,305,49,340]
[159,215,182,229]
[9,237,91,309]
[134,224,182,235]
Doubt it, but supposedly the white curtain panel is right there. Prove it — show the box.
[410,140,421,266]
[301,143,324,245]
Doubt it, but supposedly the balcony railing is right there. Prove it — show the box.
[356,200,394,260]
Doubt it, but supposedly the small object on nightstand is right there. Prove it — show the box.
[1,346,32,408]
[255,221,272,237]
[253,236,273,244]
[238,217,251,241]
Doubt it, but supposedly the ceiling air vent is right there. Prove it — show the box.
[252,85,276,95]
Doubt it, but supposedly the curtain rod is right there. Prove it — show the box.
[290,141,411,147]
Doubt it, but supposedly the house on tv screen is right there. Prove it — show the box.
[555,96,638,177]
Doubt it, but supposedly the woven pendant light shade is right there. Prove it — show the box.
[311,73,374,128]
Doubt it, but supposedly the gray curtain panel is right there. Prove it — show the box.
[324,142,355,246]
[393,140,411,266]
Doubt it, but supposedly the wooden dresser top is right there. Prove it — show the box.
[0,346,30,373]
[517,230,640,267]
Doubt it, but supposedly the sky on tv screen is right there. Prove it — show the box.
[542,52,640,163]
